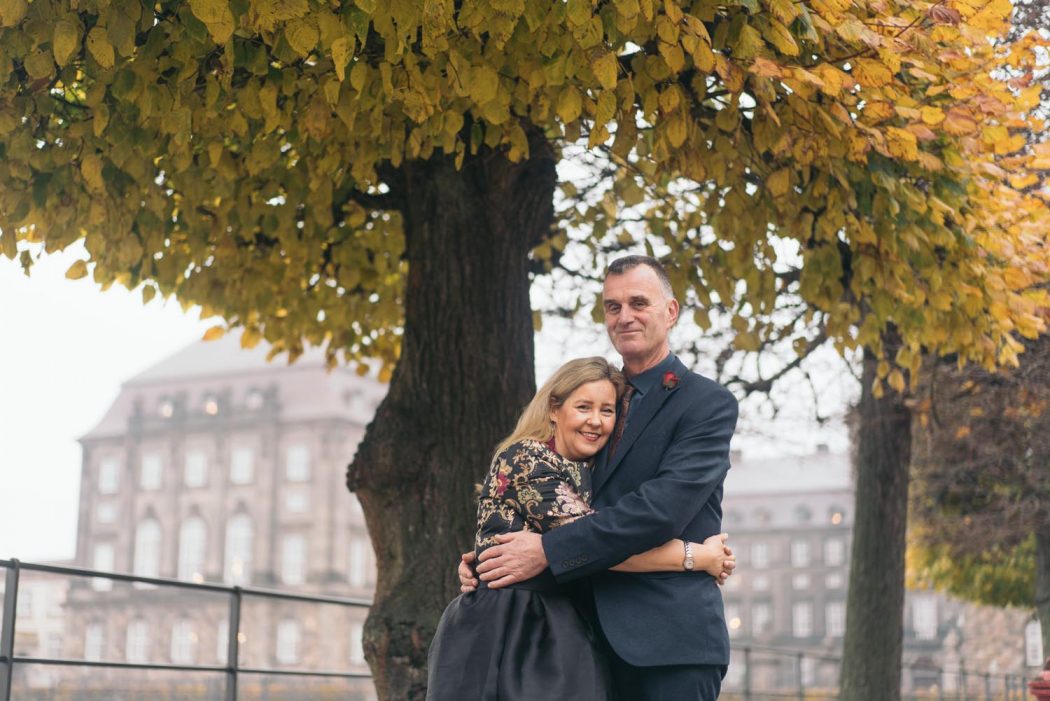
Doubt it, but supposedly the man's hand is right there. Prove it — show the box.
[716,544,736,585]
[476,531,547,588]
[458,552,479,593]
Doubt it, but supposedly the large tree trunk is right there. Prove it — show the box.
[840,343,913,700]
[1037,524,1050,665]
[346,132,557,700]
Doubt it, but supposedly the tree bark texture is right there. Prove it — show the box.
[1037,525,1050,666]
[840,343,913,701]
[346,132,557,700]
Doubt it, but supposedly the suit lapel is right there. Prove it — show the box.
[593,359,686,496]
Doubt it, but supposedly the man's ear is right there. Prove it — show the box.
[667,298,680,326]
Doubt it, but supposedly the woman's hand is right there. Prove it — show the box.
[695,533,735,579]
[458,552,479,593]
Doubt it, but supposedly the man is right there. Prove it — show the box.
[460,255,739,700]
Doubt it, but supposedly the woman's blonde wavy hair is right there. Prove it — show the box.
[493,357,626,460]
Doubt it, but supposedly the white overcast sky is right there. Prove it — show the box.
[0,241,852,563]
[0,245,212,562]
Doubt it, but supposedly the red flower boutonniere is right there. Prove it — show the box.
[662,371,679,390]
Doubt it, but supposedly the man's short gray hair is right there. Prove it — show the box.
[606,255,674,298]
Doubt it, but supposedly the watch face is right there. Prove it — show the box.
[684,559,694,571]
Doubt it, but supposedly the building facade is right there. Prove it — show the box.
[719,446,1041,697]
[61,334,383,698]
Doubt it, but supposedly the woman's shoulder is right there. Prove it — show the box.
[495,439,554,466]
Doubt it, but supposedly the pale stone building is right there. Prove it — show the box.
[719,446,1040,697]
[61,333,383,698]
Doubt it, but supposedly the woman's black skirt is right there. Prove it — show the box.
[426,581,613,701]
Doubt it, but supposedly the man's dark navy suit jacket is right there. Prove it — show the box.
[542,354,739,667]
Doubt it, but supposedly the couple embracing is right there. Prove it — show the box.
[427,256,740,701]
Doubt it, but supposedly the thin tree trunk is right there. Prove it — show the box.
[840,343,913,700]
[346,131,557,700]
[1036,524,1050,666]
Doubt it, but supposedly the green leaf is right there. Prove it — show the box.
[592,51,618,91]
[0,0,27,27]
[285,17,319,57]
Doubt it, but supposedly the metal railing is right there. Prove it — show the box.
[722,643,1033,700]
[0,558,373,701]
[1,558,1036,701]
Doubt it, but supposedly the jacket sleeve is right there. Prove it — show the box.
[541,386,738,582]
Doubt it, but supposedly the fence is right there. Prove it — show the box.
[1,558,1036,701]
[0,558,373,701]
[721,644,1033,701]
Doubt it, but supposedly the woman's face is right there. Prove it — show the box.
[550,379,618,461]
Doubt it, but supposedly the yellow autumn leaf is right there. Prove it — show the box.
[52,20,80,67]
[188,0,228,24]
[888,369,906,393]
[766,168,792,196]
[852,58,892,88]
[203,326,226,341]
[886,127,919,161]
[80,153,105,191]
[65,260,89,280]
[0,0,26,27]
[241,327,263,349]
[556,86,583,123]
[812,63,846,95]
[86,27,114,69]
[470,65,500,105]
[286,18,318,56]
[942,109,978,135]
[920,106,944,125]
[762,19,799,57]
[332,37,352,81]
[592,52,619,91]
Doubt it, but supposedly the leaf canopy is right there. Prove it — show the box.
[0,0,1047,375]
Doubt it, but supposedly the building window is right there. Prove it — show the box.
[792,573,811,590]
[751,542,769,569]
[96,502,117,524]
[751,602,772,637]
[140,451,163,491]
[825,572,844,589]
[792,601,813,638]
[133,518,162,579]
[230,447,254,485]
[276,620,301,664]
[92,543,115,591]
[16,589,33,618]
[348,536,375,588]
[245,388,265,411]
[281,534,306,586]
[98,456,120,494]
[216,621,229,664]
[202,394,220,416]
[826,601,846,637]
[184,449,208,488]
[912,596,938,640]
[1027,620,1044,667]
[824,537,846,566]
[224,514,253,585]
[157,397,175,418]
[178,517,207,582]
[170,619,197,664]
[46,633,63,658]
[285,489,309,514]
[751,574,770,591]
[285,444,311,482]
[84,623,104,661]
[794,505,812,523]
[790,539,810,567]
[125,619,150,663]
[725,603,742,638]
[829,507,846,526]
[349,622,365,666]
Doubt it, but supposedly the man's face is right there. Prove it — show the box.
[602,266,679,362]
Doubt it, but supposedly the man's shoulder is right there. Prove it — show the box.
[676,364,736,404]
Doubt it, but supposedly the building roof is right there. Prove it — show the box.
[724,448,852,495]
[81,332,384,441]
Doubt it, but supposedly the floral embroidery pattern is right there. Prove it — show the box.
[474,440,594,554]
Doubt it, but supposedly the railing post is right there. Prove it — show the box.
[983,672,991,701]
[796,651,805,701]
[224,586,243,701]
[742,646,752,701]
[0,560,21,701]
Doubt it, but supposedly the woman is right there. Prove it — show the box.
[426,357,734,700]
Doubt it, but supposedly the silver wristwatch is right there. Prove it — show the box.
[683,540,695,571]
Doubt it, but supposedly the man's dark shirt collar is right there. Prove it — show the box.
[625,352,676,398]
